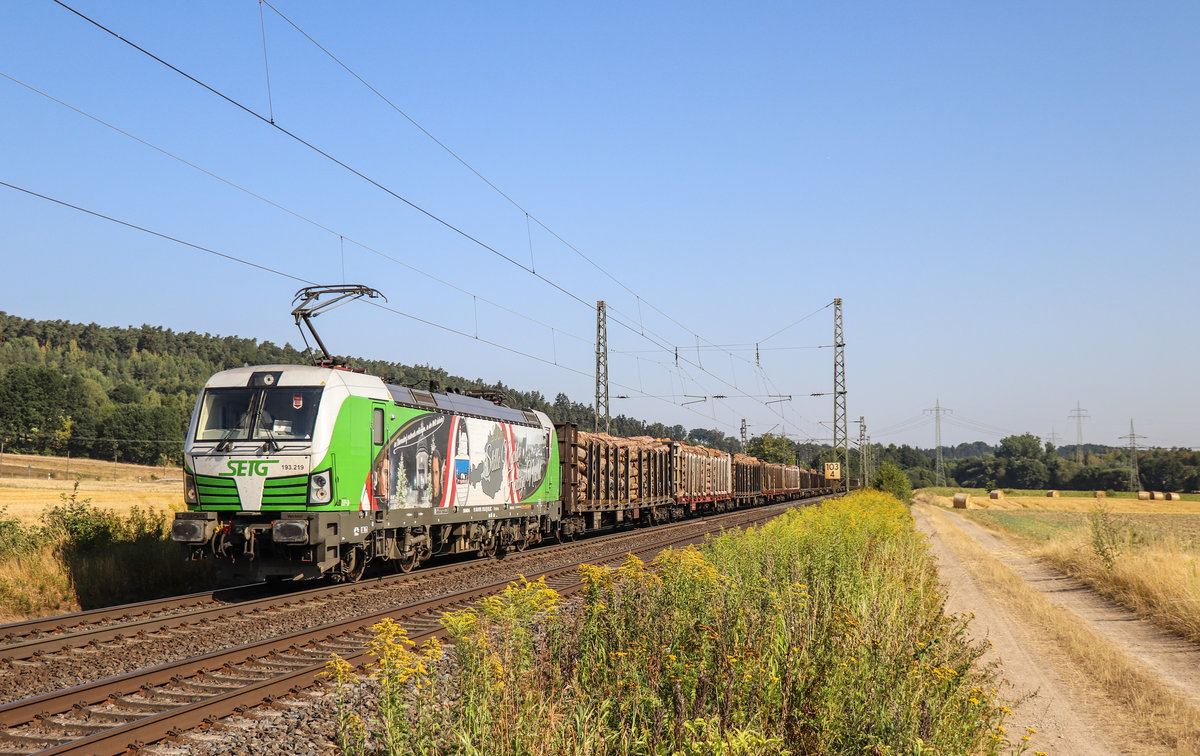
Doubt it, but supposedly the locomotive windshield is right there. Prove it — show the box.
[194,386,323,442]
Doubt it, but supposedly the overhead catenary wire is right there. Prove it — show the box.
[249,1,822,423]
[0,70,593,348]
[44,1,816,434]
[48,0,594,313]
[0,179,739,433]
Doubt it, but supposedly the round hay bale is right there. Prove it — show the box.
[1094,490,1106,498]
[989,489,1004,500]
[952,492,971,509]
[1046,490,1060,498]
[1152,491,1166,501]
[1137,491,1151,501]
[1165,492,1182,501]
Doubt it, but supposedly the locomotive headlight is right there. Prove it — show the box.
[309,469,332,504]
[272,519,309,544]
[171,514,212,543]
[183,472,198,505]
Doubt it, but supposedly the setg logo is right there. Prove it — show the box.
[220,460,279,477]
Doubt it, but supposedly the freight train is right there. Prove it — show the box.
[170,363,849,582]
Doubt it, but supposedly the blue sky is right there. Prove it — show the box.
[2,1,1197,450]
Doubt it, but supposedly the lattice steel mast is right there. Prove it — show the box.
[924,399,952,486]
[856,416,869,487]
[832,298,848,489]
[594,300,609,432]
[1068,401,1090,464]
[1119,419,1146,492]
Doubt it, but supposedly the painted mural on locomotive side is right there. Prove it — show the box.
[367,412,550,510]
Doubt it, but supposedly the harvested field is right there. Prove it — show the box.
[0,452,183,523]
[919,488,1200,515]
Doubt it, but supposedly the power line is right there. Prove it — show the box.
[760,301,835,345]
[235,1,820,425]
[49,0,594,312]
[0,70,593,349]
[0,178,738,432]
[0,180,310,285]
[613,344,831,354]
[873,413,931,437]
[44,0,806,430]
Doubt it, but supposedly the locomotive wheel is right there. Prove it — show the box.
[341,548,367,583]
[479,538,498,559]
[394,554,418,574]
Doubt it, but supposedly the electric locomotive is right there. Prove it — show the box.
[171,363,559,581]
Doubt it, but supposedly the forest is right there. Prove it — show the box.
[873,434,1200,493]
[0,312,743,465]
[2,312,1196,493]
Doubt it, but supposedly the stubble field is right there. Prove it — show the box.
[0,451,183,523]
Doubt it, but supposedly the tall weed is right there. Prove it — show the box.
[338,491,1018,754]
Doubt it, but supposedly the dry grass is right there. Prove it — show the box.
[1037,532,1200,645]
[0,450,181,482]
[922,504,1200,753]
[0,549,75,622]
[918,488,1200,514]
[926,488,1200,646]
[0,451,184,524]
[0,483,183,524]
[984,495,1200,514]
[924,489,1200,648]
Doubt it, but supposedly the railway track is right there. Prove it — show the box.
[0,495,826,755]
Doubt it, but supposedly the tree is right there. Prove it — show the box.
[874,462,912,503]
[997,433,1044,462]
[746,433,796,465]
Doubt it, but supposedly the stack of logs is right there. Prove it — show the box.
[677,441,730,498]
[572,431,669,504]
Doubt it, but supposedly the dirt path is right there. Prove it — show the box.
[914,502,1200,755]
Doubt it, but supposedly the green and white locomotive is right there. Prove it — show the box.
[171,363,559,581]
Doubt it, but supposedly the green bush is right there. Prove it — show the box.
[874,462,914,503]
[0,508,46,559]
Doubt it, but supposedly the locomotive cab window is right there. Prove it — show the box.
[194,386,324,442]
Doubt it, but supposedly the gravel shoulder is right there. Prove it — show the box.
[914,502,1200,755]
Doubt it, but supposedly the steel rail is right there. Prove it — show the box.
[0,496,825,754]
[0,493,827,662]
